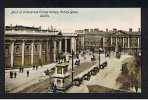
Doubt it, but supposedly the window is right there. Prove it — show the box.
[64,67,68,74]
[5,45,9,56]
[25,45,30,54]
[15,45,21,54]
[57,67,62,74]
[57,79,61,86]
[26,46,29,50]
[35,45,38,51]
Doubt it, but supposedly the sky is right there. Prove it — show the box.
[5,8,140,32]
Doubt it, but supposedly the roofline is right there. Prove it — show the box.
[5,31,77,37]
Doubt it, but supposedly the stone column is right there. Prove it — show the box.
[65,38,67,53]
[137,37,140,48]
[21,40,25,66]
[116,37,118,47]
[103,37,105,48]
[10,41,14,68]
[39,42,42,60]
[48,40,51,62]
[111,36,113,46]
[122,37,125,48]
[59,40,62,53]
[46,40,49,62]
[31,41,34,65]
[53,40,57,62]
[71,38,73,53]
[74,37,77,54]
[128,37,130,48]
[82,36,85,49]
[115,37,118,52]
[71,37,76,54]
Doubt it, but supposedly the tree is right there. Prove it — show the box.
[117,56,141,92]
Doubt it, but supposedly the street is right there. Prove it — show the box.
[5,52,94,93]
[67,54,141,93]
[5,52,141,93]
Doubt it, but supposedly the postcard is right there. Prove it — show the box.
[4,8,141,94]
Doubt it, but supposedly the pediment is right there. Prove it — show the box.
[58,32,63,36]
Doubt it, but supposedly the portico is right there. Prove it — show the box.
[5,27,77,69]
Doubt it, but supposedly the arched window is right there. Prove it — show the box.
[25,45,30,53]
[5,45,9,56]
[26,45,29,50]
[35,45,38,51]
[15,45,20,54]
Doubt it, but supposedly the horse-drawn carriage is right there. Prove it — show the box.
[91,55,96,61]
[75,59,80,66]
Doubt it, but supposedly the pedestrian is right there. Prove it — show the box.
[14,72,17,78]
[19,67,21,73]
[36,66,38,70]
[33,65,35,70]
[27,70,29,77]
[22,68,23,72]
[20,67,23,73]
[10,71,13,78]
[12,71,14,78]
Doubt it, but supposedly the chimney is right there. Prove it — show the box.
[39,26,41,30]
[10,24,13,30]
[47,27,50,32]
[129,28,132,32]
[90,29,94,32]
[84,29,89,32]
[51,25,53,31]
[113,28,117,32]
[106,28,108,32]
[94,28,99,32]
[138,28,141,32]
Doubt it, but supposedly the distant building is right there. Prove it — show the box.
[76,28,141,54]
[76,32,85,51]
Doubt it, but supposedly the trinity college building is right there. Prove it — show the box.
[76,28,141,55]
[5,25,141,69]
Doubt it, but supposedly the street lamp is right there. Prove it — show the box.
[71,50,74,83]
[98,48,101,67]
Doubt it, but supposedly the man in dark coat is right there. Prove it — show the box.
[27,70,29,77]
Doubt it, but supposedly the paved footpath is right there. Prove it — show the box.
[5,63,56,93]
[5,53,92,93]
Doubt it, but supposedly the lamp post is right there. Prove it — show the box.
[98,48,101,67]
[71,50,74,83]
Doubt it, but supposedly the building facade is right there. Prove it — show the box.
[76,28,141,55]
[5,25,77,69]
[5,26,141,69]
